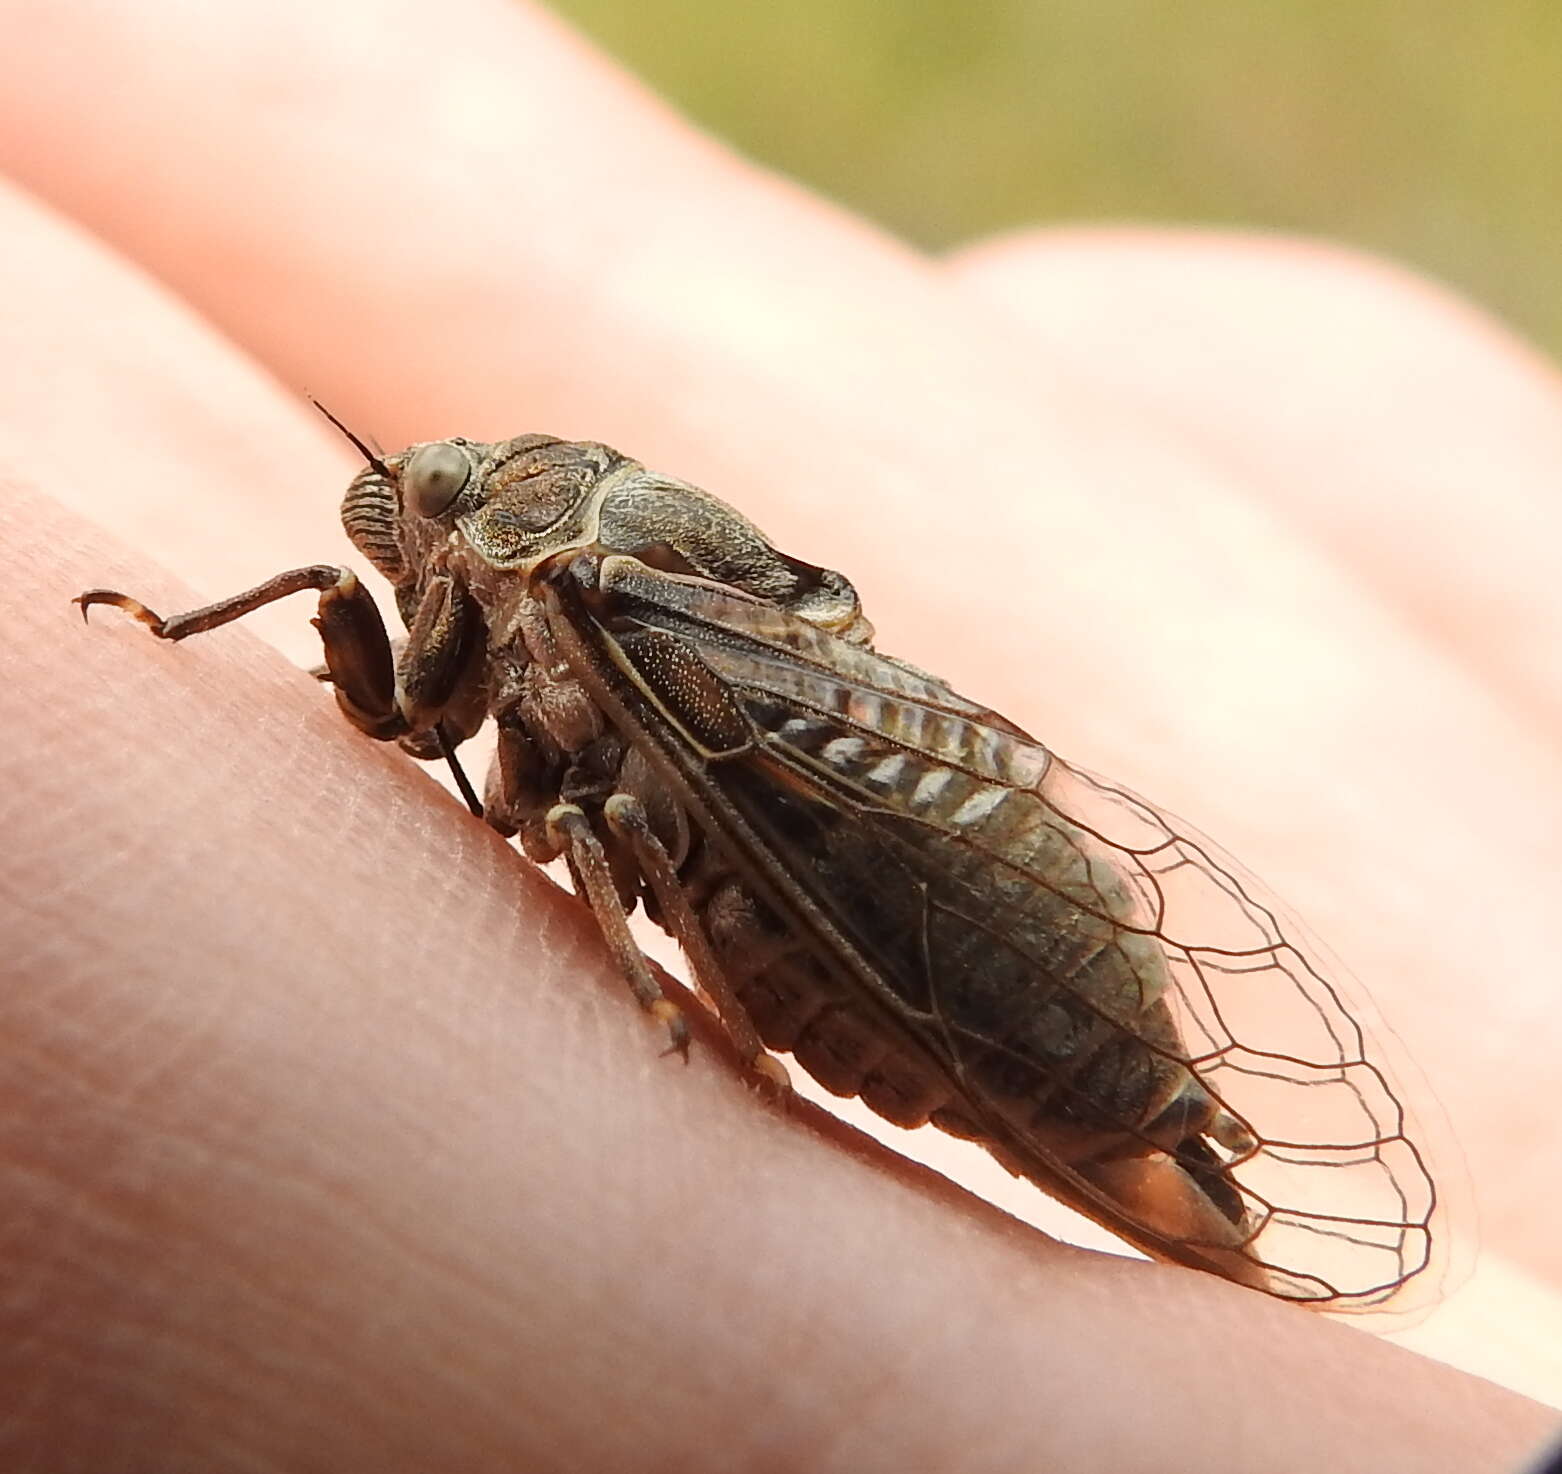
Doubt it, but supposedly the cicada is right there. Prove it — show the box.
[77,425,1436,1310]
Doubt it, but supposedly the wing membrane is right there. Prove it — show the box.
[551,556,1437,1310]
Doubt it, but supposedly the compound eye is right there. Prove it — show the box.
[404,442,471,518]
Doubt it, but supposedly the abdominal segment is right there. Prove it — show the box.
[677,738,1264,1276]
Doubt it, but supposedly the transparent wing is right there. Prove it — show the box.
[554,557,1440,1311]
[1019,756,1438,1309]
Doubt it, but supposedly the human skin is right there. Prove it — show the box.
[1,1,1561,1470]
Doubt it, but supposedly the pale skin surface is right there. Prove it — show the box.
[1,1,1560,1470]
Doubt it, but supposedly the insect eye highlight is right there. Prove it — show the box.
[405,442,471,518]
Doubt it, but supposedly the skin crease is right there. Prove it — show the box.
[0,1,1560,1470]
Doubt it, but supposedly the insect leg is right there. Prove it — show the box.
[603,794,790,1094]
[396,574,477,732]
[545,802,691,1060]
[76,567,404,740]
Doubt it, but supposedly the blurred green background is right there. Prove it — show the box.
[554,0,1562,356]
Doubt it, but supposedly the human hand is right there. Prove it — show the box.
[1,2,1559,1469]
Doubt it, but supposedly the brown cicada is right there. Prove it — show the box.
[77,425,1437,1310]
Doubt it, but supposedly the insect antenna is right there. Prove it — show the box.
[435,723,484,818]
[309,397,392,478]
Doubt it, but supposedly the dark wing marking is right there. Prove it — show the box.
[548,556,1438,1311]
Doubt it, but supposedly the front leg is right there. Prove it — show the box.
[76,566,405,740]
[396,573,479,733]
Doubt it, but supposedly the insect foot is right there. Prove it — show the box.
[545,802,691,1062]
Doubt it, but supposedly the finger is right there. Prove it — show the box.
[948,226,1562,732]
[4,477,1554,1474]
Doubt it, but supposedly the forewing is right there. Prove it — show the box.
[549,556,1438,1311]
